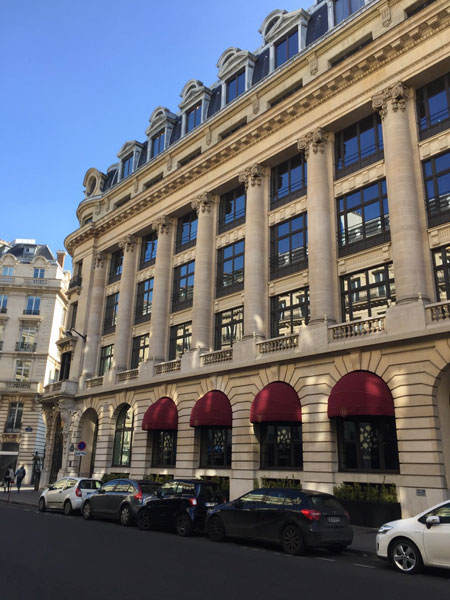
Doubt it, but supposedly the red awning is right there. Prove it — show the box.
[250,382,302,423]
[142,397,178,430]
[328,371,395,418]
[190,390,232,427]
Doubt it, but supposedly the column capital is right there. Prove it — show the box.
[372,81,409,120]
[93,251,106,270]
[297,128,328,158]
[118,234,137,252]
[152,215,173,235]
[238,164,264,189]
[191,192,216,214]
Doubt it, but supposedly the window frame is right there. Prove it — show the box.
[0,294,7,313]
[226,70,246,104]
[270,213,308,280]
[139,232,158,269]
[270,287,309,338]
[218,185,246,234]
[152,430,177,467]
[122,154,133,179]
[334,0,365,25]
[175,211,198,253]
[5,402,24,432]
[135,278,153,324]
[108,250,123,284]
[335,113,384,179]
[432,244,450,301]
[416,71,450,141]
[172,260,195,312]
[24,296,40,315]
[169,322,192,360]
[99,344,114,376]
[214,306,244,350]
[151,130,166,158]
[112,405,133,467]
[15,359,31,382]
[270,153,307,210]
[130,334,150,369]
[259,422,303,470]
[103,292,119,335]
[186,103,202,133]
[423,149,450,227]
[216,240,245,297]
[199,427,232,468]
[340,263,395,322]
[274,28,299,68]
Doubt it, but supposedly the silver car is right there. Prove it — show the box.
[39,477,103,515]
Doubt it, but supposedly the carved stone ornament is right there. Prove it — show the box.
[379,1,391,28]
[253,94,260,115]
[297,128,328,158]
[309,53,318,76]
[239,164,264,189]
[93,251,106,270]
[372,81,409,120]
[205,127,212,146]
[191,192,215,214]
[152,215,173,235]
[118,234,136,252]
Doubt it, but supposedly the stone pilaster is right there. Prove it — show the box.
[298,128,336,324]
[239,164,267,338]
[372,82,428,304]
[39,404,56,487]
[82,251,107,380]
[114,235,137,371]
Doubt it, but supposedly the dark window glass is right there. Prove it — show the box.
[152,431,177,467]
[24,296,40,315]
[341,264,395,322]
[216,240,245,297]
[337,179,390,256]
[260,423,302,469]
[335,114,384,179]
[140,233,158,269]
[135,278,153,324]
[417,72,450,140]
[130,334,149,369]
[337,416,399,472]
[215,307,243,350]
[59,352,72,381]
[99,344,114,375]
[176,211,198,253]
[169,322,192,360]
[101,481,118,492]
[218,185,246,233]
[275,29,298,68]
[186,103,202,133]
[151,131,165,158]
[271,154,307,210]
[334,0,364,24]
[226,71,246,104]
[103,293,119,334]
[423,149,450,227]
[432,244,450,301]
[109,250,123,283]
[112,405,133,467]
[271,288,309,338]
[240,489,266,507]
[270,214,308,280]
[172,261,195,312]
[5,403,23,432]
[0,294,7,312]
[122,155,133,179]
[69,302,78,330]
[200,428,232,467]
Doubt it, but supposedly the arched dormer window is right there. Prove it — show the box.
[216,47,256,107]
[259,8,310,72]
[82,168,107,199]
[117,140,145,181]
[145,106,177,160]
[179,80,212,135]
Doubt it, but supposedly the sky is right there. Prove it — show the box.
[0,0,310,270]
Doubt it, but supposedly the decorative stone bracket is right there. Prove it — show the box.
[239,164,264,188]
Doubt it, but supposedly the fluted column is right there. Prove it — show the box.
[149,216,173,362]
[191,193,216,351]
[298,129,336,323]
[82,251,107,379]
[372,82,428,303]
[114,235,137,371]
[239,164,267,338]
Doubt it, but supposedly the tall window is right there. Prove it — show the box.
[152,431,177,467]
[59,351,72,381]
[24,296,40,315]
[103,293,119,334]
[135,278,153,324]
[226,71,245,103]
[5,403,23,432]
[122,155,133,179]
[151,130,165,158]
[423,150,450,227]
[271,288,309,338]
[15,360,31,382]
[109,250,123,283]
[271,154,307,210]
[270,214,308,280]
[0,294,8,313]
[112,405,133,467]
[69,302,78,330]
[19,326,37,351]
[416,72,450,140]
[33,268,45,279]
[275,29,298,68]
[186,103,202,133]
[131,334,150,369]
[260,423,302,469]
[140,232,158,269]
[215,307,244,350]
[172,261,195,312]
[334,0,364,25]
[2,266,13,277]
[341,264,395,321]
[99,345,114,375]
[200,428,232,467]
[169,322,192,360]
[218,185,246,233]
[176,210,198,253]
[432,245,450,301]
[216,240,244,297]
[335,114,384,179]
[337,179,390,256]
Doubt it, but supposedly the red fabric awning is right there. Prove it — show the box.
[250,382,302,423]
[328,371,395,418]
[190,390,232,427]
[142,397,178,430]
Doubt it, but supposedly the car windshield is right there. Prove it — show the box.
[309,495,345,513]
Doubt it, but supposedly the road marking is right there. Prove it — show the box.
[316,557,335,562]
[353,563,375,569]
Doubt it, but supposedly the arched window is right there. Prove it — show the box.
[112,405,133,467]
[190,391,232,468]
[142,397,178,468]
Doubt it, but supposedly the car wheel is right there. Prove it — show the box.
[175,513,193,537]
[389,538,423,574]
[63,500,73,516]
[137,508,152,531]
[82,501,92,521]
[281,524,305,556]
[38,498,46,512]
[120,505,131,527]
[207,516,226,542]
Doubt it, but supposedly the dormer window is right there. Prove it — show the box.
[226,71,245,103]
[122,155,133,179]
[179,80,212,136]
[186,103,202,133]
[334,0,364,25]
[151,131,165,158]
[275,29,298,68]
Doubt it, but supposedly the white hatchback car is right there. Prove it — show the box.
[39,477,103,515]
[377,499,450,574]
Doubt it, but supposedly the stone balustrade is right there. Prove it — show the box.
[329,316,385,341]
[426,300,450,322]
[200,348,233,366]
[85,376,104,388]
[257,333,299,354]
[117,368,139,382]
[154,359,181,375]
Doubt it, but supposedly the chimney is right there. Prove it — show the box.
[56,251,66,269]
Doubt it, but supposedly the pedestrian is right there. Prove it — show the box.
[15,466,26,492]
[4,467,14,492]
[3,470,10,492]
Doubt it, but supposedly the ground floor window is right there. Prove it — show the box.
[152,431,177,467]
[259,423,302,469]
[112,405,133,467]
[199,428,232,467]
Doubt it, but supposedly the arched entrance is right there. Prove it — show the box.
[78,408,99,477]
[49,414,63,483]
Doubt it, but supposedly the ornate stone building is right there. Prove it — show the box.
[41,0,450,516]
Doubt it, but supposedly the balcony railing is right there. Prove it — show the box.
[257,333,299,354]
[329,316,385,341]
[0,307,7,314]
[24,278,48,286]
[68,275,82,289]
[117,369,139,382]
[426,300,450,322]
[0,380,42,392]
[85,376,104,388]
[15,342,37,352]
[0,275,15,284]
[201,348,233,366]
[155,360,181,375]
[23,309,40,315]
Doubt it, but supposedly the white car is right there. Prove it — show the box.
[39,477,103,515]
[377,499,450,574]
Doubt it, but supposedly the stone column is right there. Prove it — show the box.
[39,404,56,487]
[82,251,107,380]
[239,164,267,338]
[114,235,137,371]
[372,82,428,303]
[298,129,336,324]
[149,216,173,362]
[191,193,216,351]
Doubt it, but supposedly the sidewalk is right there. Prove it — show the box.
[0,487,41,508]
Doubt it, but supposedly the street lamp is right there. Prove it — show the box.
[64,328,87,342]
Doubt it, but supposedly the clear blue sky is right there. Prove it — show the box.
[0,0,309,270]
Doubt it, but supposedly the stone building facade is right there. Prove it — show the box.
[41,0,450,516]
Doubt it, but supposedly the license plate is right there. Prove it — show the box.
[327,516,341,523]
[205,502,216,507]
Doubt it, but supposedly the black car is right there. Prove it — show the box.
[136,479,225,536]
[82,479,161,526]
[206,487,353,555]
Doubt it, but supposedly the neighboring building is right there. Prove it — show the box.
[41,0,450,517]
[0,240,69,483]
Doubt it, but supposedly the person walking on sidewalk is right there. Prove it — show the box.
[15,466,26,492]
[4,467,15,492]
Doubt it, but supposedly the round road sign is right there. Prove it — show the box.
[77,441,87,451]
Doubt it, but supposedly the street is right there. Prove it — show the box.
[0,503,449,600]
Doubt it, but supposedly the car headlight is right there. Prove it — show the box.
[378,524,393,534]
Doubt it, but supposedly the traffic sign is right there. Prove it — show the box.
[75,450,87,456]
[77,441,87,451]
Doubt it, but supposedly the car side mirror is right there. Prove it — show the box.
[98,488,106,494]
[232,499,242,509]
[48,486,54,491]
[426,515,440,529]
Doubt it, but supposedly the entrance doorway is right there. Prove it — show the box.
[78,409,98,477]
[49,414,63,484]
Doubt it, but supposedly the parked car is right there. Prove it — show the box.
[206,487,353,555]
[39,477,103,515]
[82,479,161,525]
[377,499,450,574]
[136,479,225,536]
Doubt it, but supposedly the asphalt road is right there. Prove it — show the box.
[0,503,449,600]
